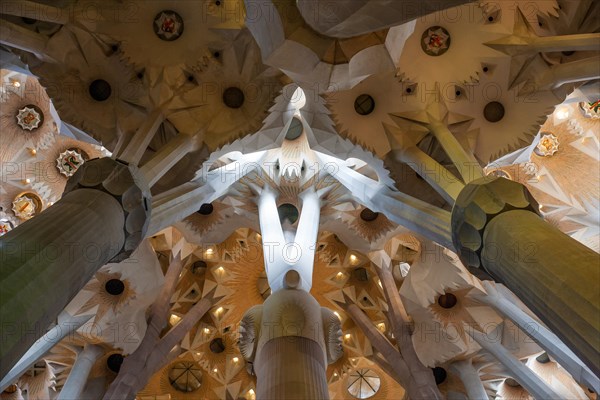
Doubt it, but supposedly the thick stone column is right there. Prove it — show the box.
[240,273,343,400]
[449,359,489,400]
[0,158,150,378]
[451,176,600,377]
[57,344,103,400]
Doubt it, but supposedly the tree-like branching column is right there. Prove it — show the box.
[102,255,222,400]
[252,183,330,292]
[240,183,343,400]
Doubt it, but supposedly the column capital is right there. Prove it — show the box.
[450,176,540,268]
[64,157,152,262]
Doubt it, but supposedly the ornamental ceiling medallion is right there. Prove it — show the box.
[15,105,43,131]
[421,26,451,56]
[0,219,13,236]
[579,100,600,119]
[521,161,539,177]
[56,149,85,177]
[535,133,560,157]
[153,10,184,41]
[12,194,38,220]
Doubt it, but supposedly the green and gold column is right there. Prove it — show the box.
[451,176,600,377]
[0,158,150,378]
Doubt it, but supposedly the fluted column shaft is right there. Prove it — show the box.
[482,210,600,377]
[255,336,329,400]
[451,177,600,377]
[0,189,125,378]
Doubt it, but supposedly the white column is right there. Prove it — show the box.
[469,329,561,400]
[147,152,265,235]
[449,359,489,400]
[476,282,600,394]
[0,313,92,392]
[315,151,454,248]
[115,109,164,165]
[254,184,287,291]
[138,134,197,188]
[0,20,52,61]
[57,344,103,400]
[294,187,326,290]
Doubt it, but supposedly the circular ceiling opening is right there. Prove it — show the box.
[421,26,451,56]
[437,293,457,309]
[483,101,505,123]
[89,79,112,102]
[153,10,184,41]
[209,338,226,353]
[278,203,299,225]
[347,368,381,399]
[432,367,447,385]
[354,94,375,116]
[360,208,379,222]
[285,117,303,140]
[198,203,214,215]
[107,353,124,373]
[105,279,125,296]
[169,361,202,392]
[223,87,245,109]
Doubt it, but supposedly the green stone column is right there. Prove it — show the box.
[0,158,150,378]
[451,176,600,377]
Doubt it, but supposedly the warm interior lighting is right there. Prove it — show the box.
[213,368,218,373]
[377,322,386,332]
[555,106,570,120]
[334,311,341,320]
[344,333,351,340]
[169,314,181,325]
[12,80,20,88]
[349,254,358,264]
[233,357,239,363]
[336,272,344,279]
[203,327,211,334]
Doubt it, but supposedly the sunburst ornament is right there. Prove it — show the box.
[0,219,13,236]
[421,26,450,56]
[153,10,184,41]
[77,271,135,323]
[16,105,43,131]
[56,149,85,177]
[535,133,559,156]
[580,100,600,119]
[522,161,539,177]
[12,195,37,220]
